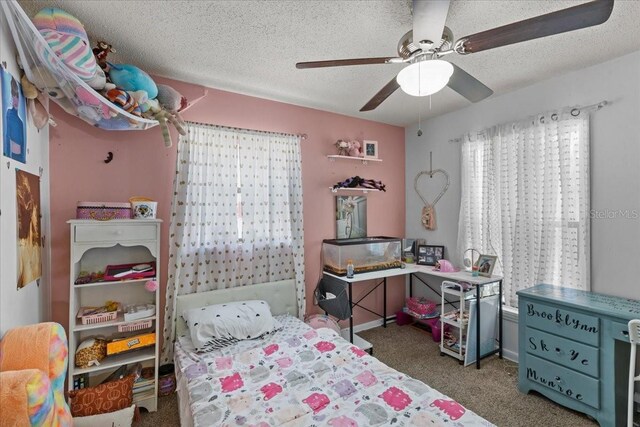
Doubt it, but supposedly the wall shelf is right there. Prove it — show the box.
[329,187,381,194]
[327,155,382,165]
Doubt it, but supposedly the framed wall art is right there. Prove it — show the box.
[363,140,378,159]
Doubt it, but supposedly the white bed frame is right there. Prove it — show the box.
[173,279,299,427]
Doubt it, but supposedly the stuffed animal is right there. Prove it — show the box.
[29,93,50,129]
[19,63,66,99]
[156,84,186,112]
[347,140,362,157]
[104,88,142,117]
[152,110,186,148]
[92,41,116,72]
[151,84,187,147]
[76,86,111,123]
[33,8,101,87]
[19,72,50,129]
[108,63,158,99]
[335,139,349,156]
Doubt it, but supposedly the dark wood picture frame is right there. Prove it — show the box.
[416,245,445,266]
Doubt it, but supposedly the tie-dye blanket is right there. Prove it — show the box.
[175,316,493,427]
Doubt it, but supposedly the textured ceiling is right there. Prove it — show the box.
[18,0,640,126]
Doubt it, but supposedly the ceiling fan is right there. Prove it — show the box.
[296,0,614,112]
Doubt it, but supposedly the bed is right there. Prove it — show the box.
[173,279,493,426]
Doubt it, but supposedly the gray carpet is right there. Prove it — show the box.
[139,323,597,426]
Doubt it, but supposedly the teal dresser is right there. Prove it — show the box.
[518,284,640,426]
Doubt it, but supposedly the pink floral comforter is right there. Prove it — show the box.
[175,316,493,426]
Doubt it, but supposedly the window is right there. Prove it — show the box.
[457,112,590,308]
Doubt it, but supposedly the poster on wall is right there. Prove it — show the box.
[1,67,27,163]
[16,169,41,289]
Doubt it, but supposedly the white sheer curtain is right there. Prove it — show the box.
[161,122,305,362]
[457,110,590,308]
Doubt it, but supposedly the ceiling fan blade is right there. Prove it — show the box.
[296,57,399,69]
[412,0,451,48]
[458,0,614,54]
[360,77,401,111]
[447,63,493,103]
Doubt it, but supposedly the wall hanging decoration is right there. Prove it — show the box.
[16,169,41,288]
[332,176,386,192]
[335,195,367,239]
[414,152,449,230]
[1,66,27,163]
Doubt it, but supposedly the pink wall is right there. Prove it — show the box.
[49,76,405,340]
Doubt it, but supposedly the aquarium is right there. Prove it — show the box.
[322,237,402,276]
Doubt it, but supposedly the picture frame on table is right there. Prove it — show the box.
[363,140,378,159]
[416,245,444,266]
[476,254,497,277]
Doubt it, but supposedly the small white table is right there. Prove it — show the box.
[323,264,503,368]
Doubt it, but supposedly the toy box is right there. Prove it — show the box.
[76,202,131,221]
[106,332,155,356]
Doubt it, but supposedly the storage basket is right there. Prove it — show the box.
[118,319,153,332]
[76,202,131,221]
[406,296,437,316]
[158,364,176,397]
[77,307,117,325]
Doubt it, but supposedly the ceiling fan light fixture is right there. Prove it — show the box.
[396,59,454,97]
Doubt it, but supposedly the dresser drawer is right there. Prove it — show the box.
[525,327,599,378]
[524,354,599,409]
[74,224,157,243]
[521,300,599,346]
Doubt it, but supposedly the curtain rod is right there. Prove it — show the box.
[184,120,307,140]
[448,100,609,143]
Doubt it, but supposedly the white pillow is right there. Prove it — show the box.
[73,404,135,427]
[183,300,280,351]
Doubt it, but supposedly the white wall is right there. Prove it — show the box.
[0,8,51,335]
[405,50,640,359]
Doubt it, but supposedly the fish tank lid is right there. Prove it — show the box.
[322,236,401,246]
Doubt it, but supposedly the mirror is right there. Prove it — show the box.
[335,195,367,239]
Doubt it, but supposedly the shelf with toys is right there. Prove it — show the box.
[1,0,199,147]
[68,219,162,412]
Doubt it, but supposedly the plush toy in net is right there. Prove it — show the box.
[33,8,103,89]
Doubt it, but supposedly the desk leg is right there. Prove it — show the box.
[476,285,481,369]
[409,274,413,298]
[499,279,503,359]
[349,281,354,344]
[383,278,387,328]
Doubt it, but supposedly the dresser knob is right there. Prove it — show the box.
[622,330,629,337]
[555,347,562,354]
[555,376,562,383]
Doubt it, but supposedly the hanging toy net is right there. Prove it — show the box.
[1,0,158,131]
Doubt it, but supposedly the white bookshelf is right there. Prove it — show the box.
[67,219,161,412]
